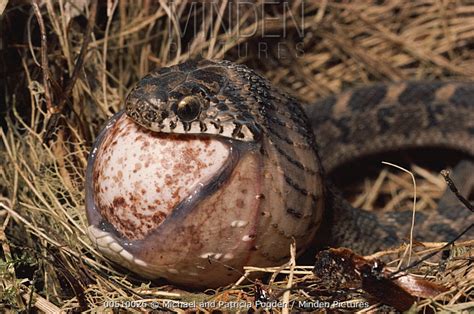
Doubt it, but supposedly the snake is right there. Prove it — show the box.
[85,58,474,288]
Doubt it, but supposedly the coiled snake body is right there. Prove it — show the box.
[86,59,474,287]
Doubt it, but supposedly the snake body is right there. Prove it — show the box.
[86,59,474,287]
[124,58,326,270]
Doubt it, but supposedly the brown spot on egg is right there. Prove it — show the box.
[152,212,167,225]
[112,196,126,207]
[141,141,150,149]
[164,175,172,185]
[129,193,138,202]
[133,163,142,173]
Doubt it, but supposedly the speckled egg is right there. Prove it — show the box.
[85,111,268,287]
[91,113,230,240]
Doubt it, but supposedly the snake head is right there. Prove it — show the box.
[125,59,262,142]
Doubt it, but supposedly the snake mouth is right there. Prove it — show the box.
[86,110,241,242]
[85,111,265,286]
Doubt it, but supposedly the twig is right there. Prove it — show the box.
[21,286,64,314]
[388,224,472,280]
[382,162,417,265]
[31,0,53,112]
[55,0,98,113]
[0,0,7,15]
[389,168,474,279]
[42,0,98,144]
[102,0,119,111]
[281,241,296,314]
[441,169,473,212]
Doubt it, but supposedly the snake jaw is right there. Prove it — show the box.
[85,110,269,287]
[127,100,261,142]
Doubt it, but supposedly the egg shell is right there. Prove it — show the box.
[90,112,230,240]
[85,111,267,287]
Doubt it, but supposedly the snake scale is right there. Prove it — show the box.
[86,58,474,287]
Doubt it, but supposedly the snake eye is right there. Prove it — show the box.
[176,96,202,122]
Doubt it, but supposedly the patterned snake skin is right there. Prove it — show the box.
[125,59,474,254]
[307,80,474,251]
[87,59,473,287]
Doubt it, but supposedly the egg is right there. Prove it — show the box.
[85,111,267,287]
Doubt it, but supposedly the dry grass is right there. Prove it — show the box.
[1,0,473,312]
